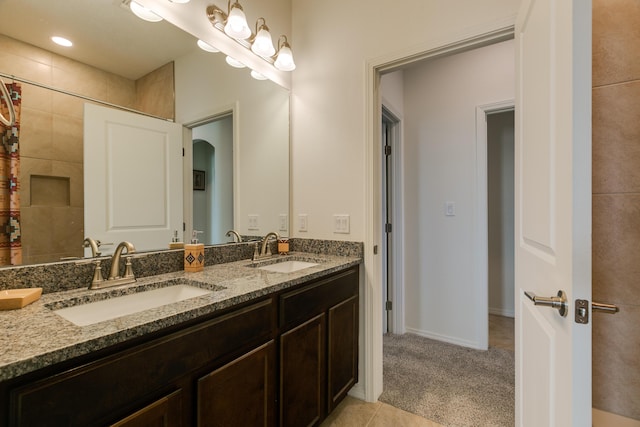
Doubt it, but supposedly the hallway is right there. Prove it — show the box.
[321,315,514,426]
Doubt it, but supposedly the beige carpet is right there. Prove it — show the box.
[380,333,515,427]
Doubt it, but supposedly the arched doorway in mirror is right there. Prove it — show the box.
[192,113,233,245]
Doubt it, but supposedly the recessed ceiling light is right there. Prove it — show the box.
[225,56,246,68]
[168,0,190,3]
[130,1,163,22]
[197,40,219,53]
[51,36,73,47]
[250,70,267,80]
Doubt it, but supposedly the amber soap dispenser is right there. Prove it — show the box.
[184,230,204,272]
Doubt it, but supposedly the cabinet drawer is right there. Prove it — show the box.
[279,267,358,330]
[10,298,275,426]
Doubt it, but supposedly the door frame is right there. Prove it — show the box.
[182,103,239,243]
[363,25,515,401]
[476,100,515,335]
[381,102,405,335]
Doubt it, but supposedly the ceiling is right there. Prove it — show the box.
[0,0,199,80]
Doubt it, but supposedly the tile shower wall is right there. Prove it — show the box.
[592,0,640,420]
[0,35,173,265]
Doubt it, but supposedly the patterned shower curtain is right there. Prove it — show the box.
[0,82,22,265]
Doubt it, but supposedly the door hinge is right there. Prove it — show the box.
[384,145,391,156]
[182,148,185,157]
[385,301,392,311]
[183,222,186,232]
[385,223,392,233]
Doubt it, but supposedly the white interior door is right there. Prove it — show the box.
[84,104,183,254]
[515,0,592,426]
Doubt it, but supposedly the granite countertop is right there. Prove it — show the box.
[0,252,361,382]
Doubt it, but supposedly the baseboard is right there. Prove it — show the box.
[347,383,365,401]
[404,327,483,350]
[593,408,640,427]
[489,307,514,317]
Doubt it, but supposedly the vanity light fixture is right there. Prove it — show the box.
[206,4,296,73]
[224,1,251,40]
[130,1,163,22]
[51,36,73,47]
[197,39,219,53]
[273,36,296,71]
[250,18,275,58]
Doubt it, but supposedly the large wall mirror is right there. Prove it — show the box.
[0,0,290,266]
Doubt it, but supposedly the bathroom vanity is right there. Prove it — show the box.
[0,252,360,426]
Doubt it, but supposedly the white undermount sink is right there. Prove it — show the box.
[258,260,318,273]
[53,283,217,327]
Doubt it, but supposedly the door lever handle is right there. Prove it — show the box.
[524,290,568,317]
[575,299,619,324]
[592,302,619,314]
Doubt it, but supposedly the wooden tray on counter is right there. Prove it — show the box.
[0,288,43,310]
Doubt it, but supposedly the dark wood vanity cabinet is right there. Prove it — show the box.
[197,340,276,426]
[279,267,359,427]
[5,298,276,427]
[0,265,359,427]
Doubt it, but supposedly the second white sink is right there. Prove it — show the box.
[54,284,216,326]
[258,260,318,273]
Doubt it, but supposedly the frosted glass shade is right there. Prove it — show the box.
[251,27,276,57]
[224,4,251,39]
[274,45,296,71]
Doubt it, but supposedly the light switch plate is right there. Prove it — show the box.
[445,202,455,216]
[279,214,288,231]
[333,214,350,234]
[248,214,259,230]
[298,214,308,232]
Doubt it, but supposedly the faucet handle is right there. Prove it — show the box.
[122,257,135,280]
[252,243,260,261]
[89,259,105,289]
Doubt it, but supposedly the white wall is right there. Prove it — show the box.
[291,0,520,399]
[402,39,514,347]
[487,111,515,317]
[381,71,405,116]
[175,49,290,237]
[291,0,519,241]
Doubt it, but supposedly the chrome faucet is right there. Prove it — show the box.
[226,229,243,243]
[253,232,280,260]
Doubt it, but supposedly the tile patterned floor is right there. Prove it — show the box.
[320,396,444,427]
[321,315,515,426]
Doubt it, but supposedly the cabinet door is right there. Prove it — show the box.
[280,314,326,427]
[327,295,358,412]
[110,390,182,427]
[197,340,276,427]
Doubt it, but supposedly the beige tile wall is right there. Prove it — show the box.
[592,0,640,420]
[0,35,173,264]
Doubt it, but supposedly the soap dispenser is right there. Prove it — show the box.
[184,230,204,272]
[169,230,184,249]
